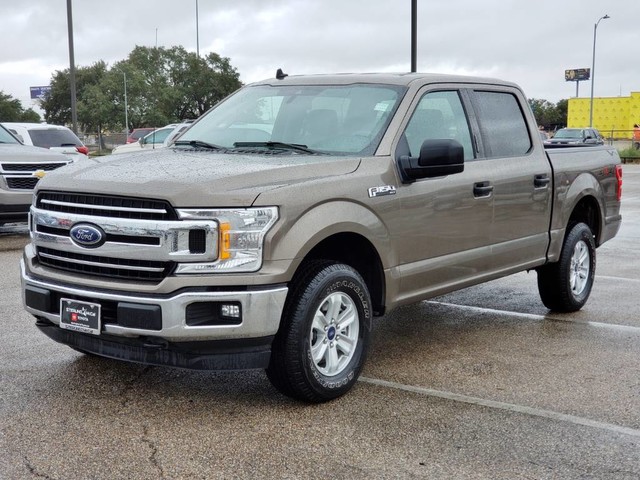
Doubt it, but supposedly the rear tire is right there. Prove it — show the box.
[267,261,372,403]
[537,222,596,312]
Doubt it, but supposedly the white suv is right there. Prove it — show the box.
[1,122,89,161]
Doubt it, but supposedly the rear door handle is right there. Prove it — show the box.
[534,174,551,188]
[473,181,494,198]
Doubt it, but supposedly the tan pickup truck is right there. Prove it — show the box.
[21,73,622,402]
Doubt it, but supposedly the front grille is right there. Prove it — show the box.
[7,177,39,189]
[1,162,67,172]
[37,246,174,282]
[36,191,178,221]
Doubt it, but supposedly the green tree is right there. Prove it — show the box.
[529,98,568,130]
[41,46,242,136]
[0,91,42,122]
[41,61,109,129]
[555,99,568,127]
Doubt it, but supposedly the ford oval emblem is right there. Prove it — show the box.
[69,223,106,248]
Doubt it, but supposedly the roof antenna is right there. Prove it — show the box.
[276,68,288,80]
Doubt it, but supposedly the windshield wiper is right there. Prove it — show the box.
[232,141,321,154]
[174,140,224,150]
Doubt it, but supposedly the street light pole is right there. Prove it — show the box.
[196,0,200,57]
[589,14,610,128]
[66,0,78,134]
[123,72,128,135]
[410,0,417,72]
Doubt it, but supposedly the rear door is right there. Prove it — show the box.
[468,88,552,272]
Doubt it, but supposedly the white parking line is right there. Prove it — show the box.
[359,376,640,439]
[598,274,640,283]
[426,301,640,334]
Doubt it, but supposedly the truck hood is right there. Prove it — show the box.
[35,147,361,207]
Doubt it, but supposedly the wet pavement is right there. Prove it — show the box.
[1,166,639,479]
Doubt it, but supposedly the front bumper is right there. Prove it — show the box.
[21,260,288,370]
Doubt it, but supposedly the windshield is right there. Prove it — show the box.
[179,83,406,155]
[0,125,20,144]
[554,129,582,139]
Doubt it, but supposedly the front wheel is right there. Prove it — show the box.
[537,222,596,312]
[266,261,372,403]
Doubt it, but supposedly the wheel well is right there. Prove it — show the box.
[568,196,601,245]
[303,233,386,316]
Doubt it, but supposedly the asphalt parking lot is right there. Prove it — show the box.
[1,166,639,479]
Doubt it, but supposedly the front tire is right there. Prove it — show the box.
[267,261,372,403]
[537,222,596,312]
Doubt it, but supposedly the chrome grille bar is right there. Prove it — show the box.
[40,198,167,215]
[39,251,165,272]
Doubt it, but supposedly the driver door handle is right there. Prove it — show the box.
[473,181,494,198]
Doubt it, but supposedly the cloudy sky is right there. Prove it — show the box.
[1,0,638,112]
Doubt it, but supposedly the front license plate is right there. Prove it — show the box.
[60,298,101,335]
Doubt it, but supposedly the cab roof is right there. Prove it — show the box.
[251,72,519,89]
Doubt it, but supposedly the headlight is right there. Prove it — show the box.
[175,207,278,273]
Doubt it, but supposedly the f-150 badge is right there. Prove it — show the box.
[368,185,396,198]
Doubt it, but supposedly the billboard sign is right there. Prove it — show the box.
[30,86,51,100]
[565,69,590,82]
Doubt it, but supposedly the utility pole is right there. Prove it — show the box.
[411,0,417,72]
[123,72,128,134]
[66,0,78,134]
[196,0,200,57]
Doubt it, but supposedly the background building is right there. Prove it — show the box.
[568,92,640,139]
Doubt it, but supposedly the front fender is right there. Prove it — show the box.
[266,200,394,277]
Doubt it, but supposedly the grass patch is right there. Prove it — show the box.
[618,147,640,158]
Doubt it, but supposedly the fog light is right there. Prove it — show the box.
[221,303,241,318]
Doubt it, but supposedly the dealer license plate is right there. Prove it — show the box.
[60,298,101,335]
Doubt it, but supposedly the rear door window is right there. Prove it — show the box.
[29,129,81,148]
[472,91,531,158]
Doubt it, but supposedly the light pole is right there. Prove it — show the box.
[123,72,128,135]
[196,0,200,57]
[589,14,610,127]
[411,0,417,72]
[66,0,78,134]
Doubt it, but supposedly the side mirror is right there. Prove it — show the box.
[398,139,464,183]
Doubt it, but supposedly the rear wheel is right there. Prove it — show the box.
[537,222,596,312]
[267,261,372,403]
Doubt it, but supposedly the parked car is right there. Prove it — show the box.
[111,123,193,155]
[1,122,89,161]
[163,121,194,147]
[126,127,156,144]
[545,127,604,146]
[0,124,72,225]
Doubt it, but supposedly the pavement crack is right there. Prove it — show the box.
[23,456,56,479]
[142,424,165,479]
